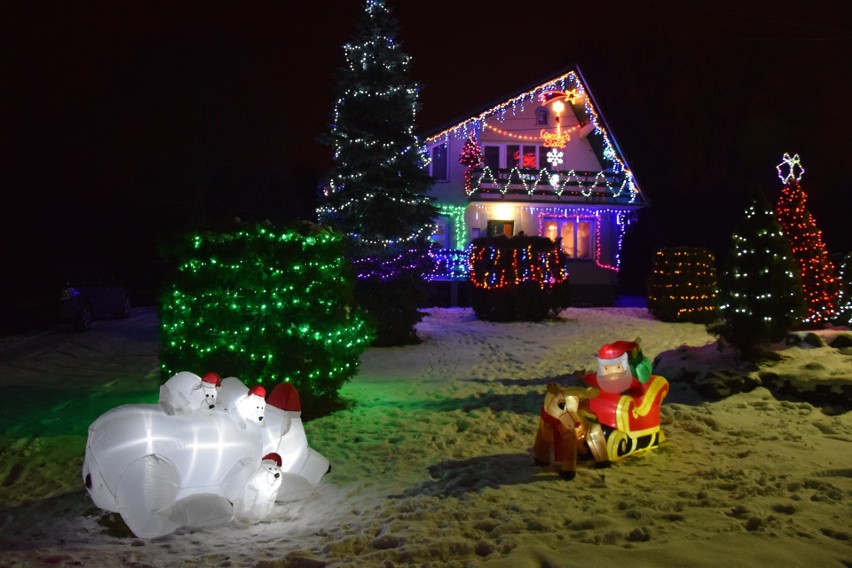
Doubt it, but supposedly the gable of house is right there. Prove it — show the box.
[422,66,647,305]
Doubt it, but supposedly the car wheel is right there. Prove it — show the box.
[118,297,132,319]
[74,304,93,331]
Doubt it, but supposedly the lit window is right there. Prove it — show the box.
[487,220,514,237]
[544,217,594,259]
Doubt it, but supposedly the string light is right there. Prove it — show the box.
[774,153,839,324]
[319,0,437,285]
[159,224,373,400]
[423,68,642,203]
[647,248,719,322]
[469,240,568,291]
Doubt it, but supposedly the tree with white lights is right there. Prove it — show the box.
[318,0,437,346]
[709,191,805,356]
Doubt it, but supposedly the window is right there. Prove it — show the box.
[535,107,549,125]
[544,217,594,259]
[507,145,537,169]
[484,144,560,170]
[431,144,448,181]
[483,146,501,171]
[431,216,449,248]
[487,220,514,237]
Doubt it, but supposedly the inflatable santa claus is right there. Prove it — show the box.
[581,340,668,462]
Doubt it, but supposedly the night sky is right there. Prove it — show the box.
[4,1,851,294]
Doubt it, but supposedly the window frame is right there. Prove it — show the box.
[543,216,595,260]
[430,143,449,182]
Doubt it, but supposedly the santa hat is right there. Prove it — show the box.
[597,340,637,360]
[266,382,302,412]
[262,453,282,467]
[201,372,221,387]
[248,385,266,398]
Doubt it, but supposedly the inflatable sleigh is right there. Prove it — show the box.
[580,340,668,462]
[82,374,329,538]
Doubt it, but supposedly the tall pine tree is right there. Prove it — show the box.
[774,153,840,325]
[318,0,437,345]
[708,191,805,356]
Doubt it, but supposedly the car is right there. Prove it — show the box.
[4,263,132,332]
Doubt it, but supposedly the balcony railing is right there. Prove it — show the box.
[465,167,640,205]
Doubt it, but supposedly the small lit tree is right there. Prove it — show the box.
[459,136,483,195]
[708,191,805,356]
[835,253,852,327]
[774,153,840,325]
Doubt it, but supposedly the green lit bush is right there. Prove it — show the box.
[159,221,373,406]
[647,247,719,323]
[469,235,570,322]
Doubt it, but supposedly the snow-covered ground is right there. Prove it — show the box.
[0,306,850,567]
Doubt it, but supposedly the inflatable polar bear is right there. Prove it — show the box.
[158,371,222,415]
[82,377,329,538]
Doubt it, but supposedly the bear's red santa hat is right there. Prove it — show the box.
[201,372,221,387]
[262,453,282,467]
[248,385,266,398]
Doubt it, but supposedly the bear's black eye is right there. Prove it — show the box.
[558,401,566,410]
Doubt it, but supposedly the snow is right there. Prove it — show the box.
[1,306,850,567]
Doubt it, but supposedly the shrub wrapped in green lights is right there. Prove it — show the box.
[159,221,373,405]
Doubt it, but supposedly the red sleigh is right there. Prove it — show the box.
[581,372,669,462]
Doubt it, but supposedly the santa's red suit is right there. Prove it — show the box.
[582,341,667,434]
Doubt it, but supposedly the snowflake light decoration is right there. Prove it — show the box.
[776,152,805,184]
[546,148,564,167]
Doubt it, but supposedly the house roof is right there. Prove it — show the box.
[422,64,647,206]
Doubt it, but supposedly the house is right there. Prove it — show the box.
[423,66,648,306]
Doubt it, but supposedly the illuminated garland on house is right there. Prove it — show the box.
[774,153,839,324]
[436,203,467,247]
[462,204,633,273]
[423,69,640,203]
[427,204,469,280]
[465,166,635,201]
[535,209,628,271]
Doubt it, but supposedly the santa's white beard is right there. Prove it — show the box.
[597,370,633,394]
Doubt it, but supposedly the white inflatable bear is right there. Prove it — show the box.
[158,371,221,415]
[229,452,283,525]
[264,382,330,502]
[82,377,329,538]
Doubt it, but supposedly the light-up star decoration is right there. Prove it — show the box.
[776,152,805,184]
[547,148,564,168]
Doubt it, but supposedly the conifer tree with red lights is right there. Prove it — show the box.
[773,153,840,325]
[459,136,483,167]
[459,136,483,194]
